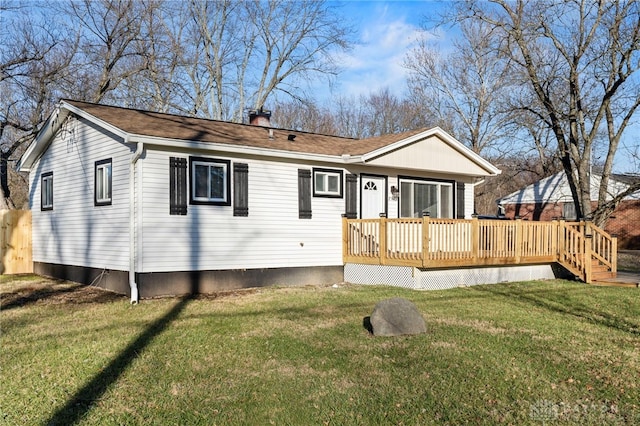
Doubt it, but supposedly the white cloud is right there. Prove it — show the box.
[317,2,437,100]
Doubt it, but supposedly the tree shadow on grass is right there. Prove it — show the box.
[472,285,640,336]
[44,296,192,426]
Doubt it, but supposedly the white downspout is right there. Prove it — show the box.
[471,178,486,217]
[129,141,143,304]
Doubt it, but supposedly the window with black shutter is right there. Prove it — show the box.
[298,169,312,219]
[345,174,358,218]
[170,157,187,215]
[233,163,249,216]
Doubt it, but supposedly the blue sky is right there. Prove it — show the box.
[319,0,444,99]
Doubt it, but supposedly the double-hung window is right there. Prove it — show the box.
[95,159,112,206]
[399,178,453,218]
[41,172,53,211]
[313,168,343,198]
[189,157,231,205]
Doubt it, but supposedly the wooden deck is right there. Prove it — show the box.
[343,216,618,284]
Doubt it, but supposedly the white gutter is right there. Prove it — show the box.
[129,140,143,304]
[127,134,362,165]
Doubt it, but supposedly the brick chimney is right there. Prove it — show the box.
[248,108,271,127]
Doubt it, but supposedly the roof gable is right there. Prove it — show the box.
[361,129,499,176]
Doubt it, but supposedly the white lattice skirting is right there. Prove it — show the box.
[344,263,556,290]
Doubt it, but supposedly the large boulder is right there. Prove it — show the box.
[368,297,427,337]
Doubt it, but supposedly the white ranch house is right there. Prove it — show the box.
[19,100,501,302]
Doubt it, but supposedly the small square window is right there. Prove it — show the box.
[313,168,343,198]
[41,172,53,211]
[95,159,112,206]
[189,157,231,205]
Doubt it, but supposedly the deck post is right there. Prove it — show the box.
[471,214,479,263]
[341,214,348,264]
[422,212,430,267]
[584,234,593,283]
[551,219,559,262]
[379,213,387,265]
[611,235,618,275]
[558,219,566,264]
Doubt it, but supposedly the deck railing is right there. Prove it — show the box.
[343,215,617,283]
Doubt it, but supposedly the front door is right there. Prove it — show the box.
[361,175,387,219]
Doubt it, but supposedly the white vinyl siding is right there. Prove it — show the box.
[138,150,345,273]
[29,117,131,270]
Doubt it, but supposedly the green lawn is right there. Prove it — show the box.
[1,276,638,425]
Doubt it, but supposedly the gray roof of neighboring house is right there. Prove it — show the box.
[497,171,640,205]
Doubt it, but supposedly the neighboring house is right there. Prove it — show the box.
[18,100,500,301]
[497,171,640,249]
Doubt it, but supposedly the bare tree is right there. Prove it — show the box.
[274,88,428,139]
[183,0,352,122]
[58,0,148,103]
[1,2,76,208]
[404,20,514,155]
[453,0,640,225]
[272,100,338,135]
[119,0,183,112]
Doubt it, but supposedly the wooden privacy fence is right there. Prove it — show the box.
[1,210,33,275]
[343,215,617,284]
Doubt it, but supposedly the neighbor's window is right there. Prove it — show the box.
[189,156,231,205]
[95,159,112,206]
[563,202,577,220]
[313,168,343,198]
[41,172,53,211]
[399,178,453,218]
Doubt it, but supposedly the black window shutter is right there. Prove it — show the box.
[345,174,358,218]
[456,182,465,219]
[170,157,187,215]
[233,163,249,216]
[298,169,312,219]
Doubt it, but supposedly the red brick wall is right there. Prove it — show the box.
[502,200,640,249]
[605,200,640,250]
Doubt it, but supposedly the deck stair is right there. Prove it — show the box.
[590,259,615,281]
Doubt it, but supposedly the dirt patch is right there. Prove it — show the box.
[0,276,126,309]
[0,275,297,309]
[618,250,640,273]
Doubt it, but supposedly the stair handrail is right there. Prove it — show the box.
[585,222,617,275]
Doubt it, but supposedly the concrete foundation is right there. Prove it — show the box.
[34,262,344,298]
